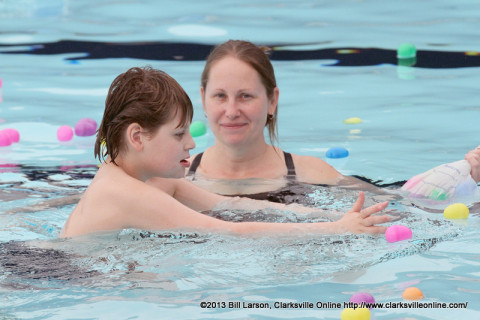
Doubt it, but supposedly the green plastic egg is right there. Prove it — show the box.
[190,121,207,137]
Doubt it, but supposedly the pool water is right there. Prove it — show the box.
[1,0,480,319]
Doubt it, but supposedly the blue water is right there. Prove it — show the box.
[1,0,480,319]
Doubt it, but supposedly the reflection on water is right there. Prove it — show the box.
[0,167,462,290]
[0,166,478,318]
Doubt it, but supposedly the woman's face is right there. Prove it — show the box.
[201,56,278,147]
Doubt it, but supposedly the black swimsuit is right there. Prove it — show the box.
[186,151,297,181]
[186,151,300,203]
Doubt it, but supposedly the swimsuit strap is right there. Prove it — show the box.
[186,152,203,180]
[187,151,296,181]
[283,151,297,181]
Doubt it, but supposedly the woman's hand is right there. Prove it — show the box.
[334,191,390,234]
[466,146,480,183]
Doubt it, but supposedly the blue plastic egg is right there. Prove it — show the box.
[326,147,349,159]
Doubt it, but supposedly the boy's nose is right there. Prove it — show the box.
[185,131,196,150]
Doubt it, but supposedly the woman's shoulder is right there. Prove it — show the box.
[290,153,342,184]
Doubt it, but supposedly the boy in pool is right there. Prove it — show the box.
[61,66,390,238]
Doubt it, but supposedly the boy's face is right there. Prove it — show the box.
[141,111,195,180]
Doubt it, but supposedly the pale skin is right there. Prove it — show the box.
[61,112,390,238]
[466,146,480,183]
[189,56,480,195]
[190,56,382,194]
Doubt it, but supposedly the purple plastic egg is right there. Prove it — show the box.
[349,292,375,309]
[385,225,412,243]
[74,118,97,137]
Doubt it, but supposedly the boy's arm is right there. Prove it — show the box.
[128,180,389,235]
[144,178,390,235]
[147,177,224,211]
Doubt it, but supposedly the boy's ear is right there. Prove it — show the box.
[126,123,144,151]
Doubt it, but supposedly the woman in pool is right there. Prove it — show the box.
[61,66,390,238]
[183,40,480,199]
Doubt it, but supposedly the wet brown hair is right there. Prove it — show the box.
[95,66,193,164]
[201,40,278,145]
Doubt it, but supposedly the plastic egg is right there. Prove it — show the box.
[2,128,20,143]
[443,203,469,219]
[0,130,12,147]
[57,125,74,142]
[326,147,349,159]
[341,307,371,320]
[397,43,417,59]
[190,120,207,137]
[349,292,375,308]
[402,287,424,300]
[74,118,97,137]
[385,225,412,243]
[343,117,362,124]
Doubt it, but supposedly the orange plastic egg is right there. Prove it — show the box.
[402,287,424,300]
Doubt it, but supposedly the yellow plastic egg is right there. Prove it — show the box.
[343,117,363,124]
[443,203,469,219]
[341,307,371,320]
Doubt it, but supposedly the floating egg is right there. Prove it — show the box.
[402,287,424,300]
[74,118,97,137]
[349,292,375,308]
[0,130,12,147]
[343,117,362,124]
[326,147,349,159]
[341,307,371,320]
[397,43,417,59]
[57,125,74,142]
[2,128,20,143]
[385,225,412,243]
[443,203,469,219]
[190,120,207,137]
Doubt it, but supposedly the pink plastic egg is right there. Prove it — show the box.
[0,130,12,147]
[74,118,97,137]
[2,128,20,143]
[385,225,412,243]
[57,125,74,142]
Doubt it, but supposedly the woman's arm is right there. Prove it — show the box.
[293,154,395,196]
